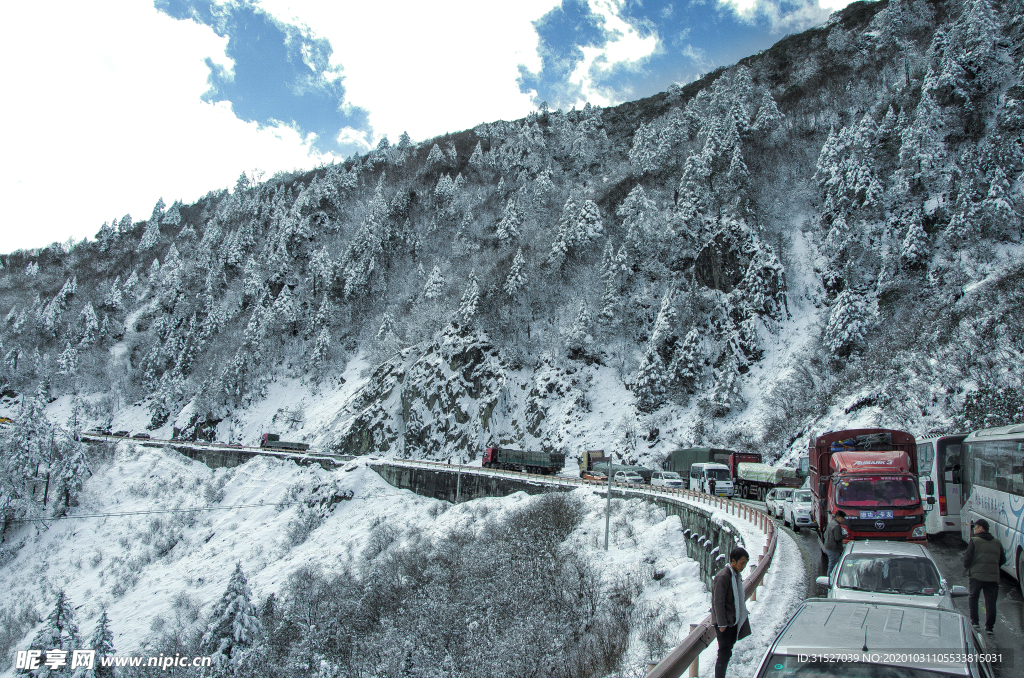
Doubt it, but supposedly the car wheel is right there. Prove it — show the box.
[793,524,801,533]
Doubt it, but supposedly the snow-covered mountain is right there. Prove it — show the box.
[1,0,1023,667]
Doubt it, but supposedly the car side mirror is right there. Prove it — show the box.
[951,585,968,598]
[925,480,935,495]
[815,576,830,587]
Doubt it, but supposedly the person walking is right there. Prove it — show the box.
[964,518,1006,635]
[711,547,751,678]
[708,475,717,496]
[823,510,846,577]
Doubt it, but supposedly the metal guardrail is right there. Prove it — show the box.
[645,500,778,678]
[382,459,780,678]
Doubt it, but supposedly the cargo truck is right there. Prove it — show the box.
[260,433,310,452]
[809,429,929,548]
[666,447,734,487]
[484,447,565,475]
[733,461,801,500]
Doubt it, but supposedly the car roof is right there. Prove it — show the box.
[847,540,930,557]
[772,599,968,658]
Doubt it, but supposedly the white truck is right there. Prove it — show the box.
[689,462,734,496]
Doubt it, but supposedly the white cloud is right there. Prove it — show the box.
[715,0,852,30]
[0,0,334,253]
[566,0,660,106]
[256,0,562,144]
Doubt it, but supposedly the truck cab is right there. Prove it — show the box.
[690,462,734,496]
[809,430,927,545]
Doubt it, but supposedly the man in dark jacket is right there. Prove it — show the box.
[711,547,751,678]
[823,510,846,577]
[709,476,717,496]
[964,518,1006,635]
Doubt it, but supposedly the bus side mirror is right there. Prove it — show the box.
[926,496,936,509]
[925,480,935,495]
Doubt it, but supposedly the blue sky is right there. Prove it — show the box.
[1,0,854,252]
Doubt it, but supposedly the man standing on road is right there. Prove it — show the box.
[823,510,846,577]
[712,547,751,678]
[964,518,1006,636]
[709,475,717,496]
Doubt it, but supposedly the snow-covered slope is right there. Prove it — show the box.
[0,442,763,673]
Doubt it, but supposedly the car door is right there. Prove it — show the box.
[766,489,776,513]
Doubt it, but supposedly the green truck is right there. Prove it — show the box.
[666,447,734,486]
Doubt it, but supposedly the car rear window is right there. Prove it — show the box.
[836,555,941,595]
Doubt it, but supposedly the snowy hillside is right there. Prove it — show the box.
[0,441,740,676]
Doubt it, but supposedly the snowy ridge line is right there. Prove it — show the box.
[5,501,306,523]
[79,433,345,465]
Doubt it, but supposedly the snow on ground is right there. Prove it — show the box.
[695,528,805,678]
[0,445,795,675]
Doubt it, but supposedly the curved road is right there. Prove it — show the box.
[780,516,1022,677]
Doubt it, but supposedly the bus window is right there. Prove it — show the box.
[917,442,935,476]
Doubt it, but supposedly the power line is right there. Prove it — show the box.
[8,492,403,524]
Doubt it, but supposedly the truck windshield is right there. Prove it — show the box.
[834,477,919,507]
[706,469,731,481]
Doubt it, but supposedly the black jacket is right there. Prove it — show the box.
[964,531,1006,582]
[711,565,752,639]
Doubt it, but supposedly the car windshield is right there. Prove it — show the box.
[779,490,793,498]
[759,655,950,678]
[835,477,919,507]
[706,469,731,480]
[793,490,812,503]
[836,555,942,595]
[663,472,681,479]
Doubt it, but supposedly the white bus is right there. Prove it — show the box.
[960,423,1024,598]
[916,434,967,535]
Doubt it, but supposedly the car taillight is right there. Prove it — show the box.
[939,494,947,516]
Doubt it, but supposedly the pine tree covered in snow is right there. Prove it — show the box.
[84,611,116,678]
[200,563,261,676]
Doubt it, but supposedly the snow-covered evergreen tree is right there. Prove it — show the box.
[824,288,874,357]
[84,610,116,678]
[200,563,261,676]
[423,266,446,300]
[504,248,527,298]
[458,273,480,326]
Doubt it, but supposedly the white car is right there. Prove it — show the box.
[815,540,968,611]
[782,489,816,531]
[613,471,644,484]
[650,471,684,488]
[766,488,793,519]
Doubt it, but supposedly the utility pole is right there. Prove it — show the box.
[455,453,463,503]
[604,457,613,551]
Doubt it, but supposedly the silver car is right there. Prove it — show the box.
[766,487,793,519]
[650,471,684,488]
[755,599,996,677]
[783,489,816,532]
[815,540,968,610]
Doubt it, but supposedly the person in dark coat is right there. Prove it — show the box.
[823,510,846,577]
[708,475,717,496]
[963,518,1006,635]
[711,547,751,678]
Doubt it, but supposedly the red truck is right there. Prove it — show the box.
[809,429,928,546]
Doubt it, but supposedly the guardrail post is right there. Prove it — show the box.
[688,624,699,678]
